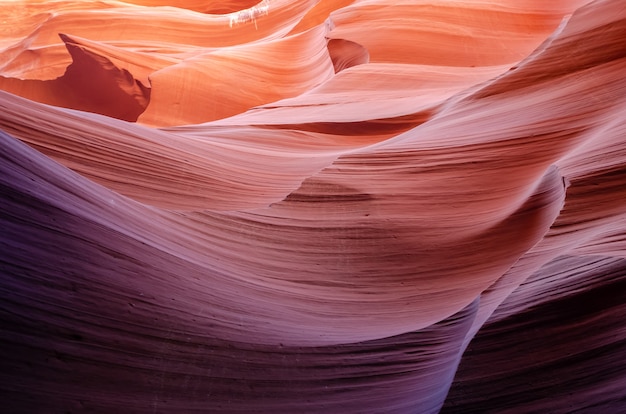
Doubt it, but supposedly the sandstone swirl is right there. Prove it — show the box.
[1,0,625,412]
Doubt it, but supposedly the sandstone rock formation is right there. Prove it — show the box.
[1,0,625,412]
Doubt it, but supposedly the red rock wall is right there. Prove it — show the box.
[1,0,625,412]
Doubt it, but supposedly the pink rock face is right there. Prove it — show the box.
[1,0,625,412]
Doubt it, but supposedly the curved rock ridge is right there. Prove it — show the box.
[1,0,626,412]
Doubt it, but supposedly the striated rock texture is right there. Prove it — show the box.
[1,0,625,412]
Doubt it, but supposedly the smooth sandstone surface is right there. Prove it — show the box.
[1,0,625,412]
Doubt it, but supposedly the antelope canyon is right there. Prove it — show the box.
[1,0,626,412]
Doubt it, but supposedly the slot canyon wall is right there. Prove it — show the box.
[1,0,625,412]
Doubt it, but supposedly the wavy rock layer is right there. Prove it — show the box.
[1,0,625,412]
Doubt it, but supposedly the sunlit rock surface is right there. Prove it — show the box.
[1,0,625,412]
